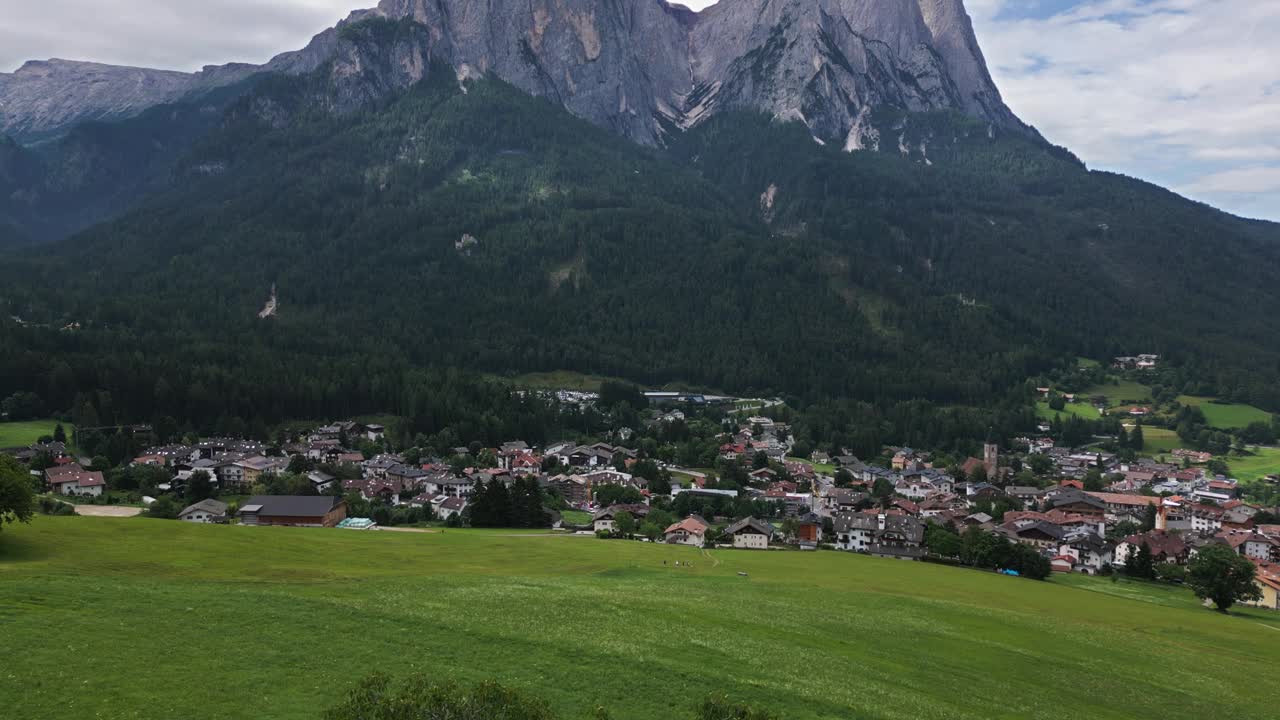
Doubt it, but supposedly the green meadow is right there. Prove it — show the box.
[1082,381,1153,410]
[1140,427,1181,454]
[1228,446,1280,482]
[0,419,68,449]
[1035,401,1102,422]
[1177,396,1273,430]
[2,518,1278,720]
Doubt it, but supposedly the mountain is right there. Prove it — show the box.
[2,0,1026,149]
[0,2,1278,442]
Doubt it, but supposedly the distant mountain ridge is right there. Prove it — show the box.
[1,0,1029,146]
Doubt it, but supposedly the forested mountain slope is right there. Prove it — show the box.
[1,51,1279,441]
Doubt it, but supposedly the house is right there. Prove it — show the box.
[1050,556,1076,573]
[1003,520,1066,549]
[436,496,468,521]
[45,464,106,497]
[796,512,823,547]
[179,499,228,523]
[1244,559,1280,611]
[1087,492,1161,522]
[306,470,336,493]
[1058,534,1114,574]
[1004,486,1045,503]
[833,513,925,559]
[1115,531,1189,566]
[549,474,591,507]
[724,517,775,549]
[664,516,710,546]
[1217,530,1277,562]
[238,496,347,528]
[234,456,288,488]
[592,504,649,533]
[1046,489,1107,517]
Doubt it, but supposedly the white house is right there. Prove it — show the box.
[663,516,710,546]
[179,499,228,523]
[48,468,106,497]
[725,517,774,549]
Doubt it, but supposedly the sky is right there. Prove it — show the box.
[2,0,1277,221]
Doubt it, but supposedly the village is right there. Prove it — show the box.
[8,392,1280,612]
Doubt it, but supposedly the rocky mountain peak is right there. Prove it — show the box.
[2,0,1028,148]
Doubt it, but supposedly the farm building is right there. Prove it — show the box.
[238,496,347,528]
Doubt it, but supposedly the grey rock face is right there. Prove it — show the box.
[3,0,1027,148]
[0,60,198,143]
[370,0,1029,145]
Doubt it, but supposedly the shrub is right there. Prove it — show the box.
[324,676,780,720]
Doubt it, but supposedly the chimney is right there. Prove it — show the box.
[877,513,887,531]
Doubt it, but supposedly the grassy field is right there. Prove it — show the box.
[0,419,68,448]
[559,509,593,526]
[1227,446,1280,482]
[1083,380,1153,410]
[2,519,1278,720]
[1035,401,1102,422]
[1121,426,1180,455]
[1177,396,1273,430]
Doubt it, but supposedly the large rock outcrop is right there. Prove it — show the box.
[1,0,1030,147]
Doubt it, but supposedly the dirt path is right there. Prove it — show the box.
[701,548,721,567]
[73,505,143,517]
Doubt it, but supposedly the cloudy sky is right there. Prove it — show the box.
[3,0,1277,221]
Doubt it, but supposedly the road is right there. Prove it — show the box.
[72,505,143,517]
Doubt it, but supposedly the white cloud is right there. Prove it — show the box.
[1184,166,1280,195]
[0,1,358,72]
[969,0,1280,220]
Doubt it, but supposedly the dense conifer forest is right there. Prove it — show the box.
[2,59,1278,449]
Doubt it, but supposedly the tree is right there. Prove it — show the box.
[639,521,662,542]
[1129,423,1145,451]
[53,423,67,443]
[1140,503,1158,532]
[1154,562,1186,584]
[185,470,215,502]
[614,511,636,538]
[1125,542,1155,579]
[924,522,963,559]
[145,496,180,519]
[1187,544,1262,612]
[779,516,799,542]
[1084,468,1104,492]
[594,484,642,507]
[872,477,895,508]
[0,456,36,532]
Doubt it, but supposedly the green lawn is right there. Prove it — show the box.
[0,419,70,449]
[1133,427,1180,455]
[2,518,1277,720]
[786,457,835,475]
[1177,396,1273,430]
[1083,380,1153,410]
[559,509,593,526]
[1035,401,1102,421]
[1227,446,1280,482]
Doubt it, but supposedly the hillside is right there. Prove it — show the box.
[1,517,1276,719]
[1,51,1279,442]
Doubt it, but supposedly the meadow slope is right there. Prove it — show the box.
[1,518,1277,720]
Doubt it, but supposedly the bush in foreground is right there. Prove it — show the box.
[324,675,777,719]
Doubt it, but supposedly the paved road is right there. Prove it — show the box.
[73,505,143,517]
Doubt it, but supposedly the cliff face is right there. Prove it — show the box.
[1,0,1027,147]
[366,0,1028,145]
